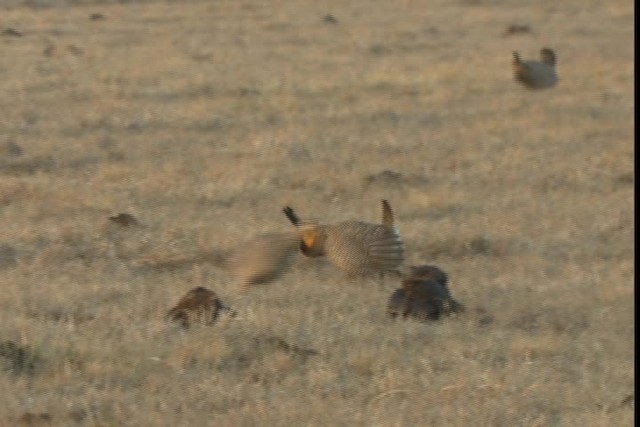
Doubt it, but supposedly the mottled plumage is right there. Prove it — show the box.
[512,48,558,90]
[283,200,404,277]
[388,265,464,321]
[166,287,235,328]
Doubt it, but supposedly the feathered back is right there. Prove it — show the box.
[166,287,234,328]
[281,200,404,276]
[388,265,464,321]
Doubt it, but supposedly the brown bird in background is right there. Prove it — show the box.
[166,287,235,328]
[108,213,139,227]
[283,200,404,278]
[228,232,300,289]
[387,265,464,321]
[512,48,558,89]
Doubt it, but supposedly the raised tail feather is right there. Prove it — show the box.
[381,199,395,229]
[283,206,302,227]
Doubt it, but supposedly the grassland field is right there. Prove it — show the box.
[0,0,634,425]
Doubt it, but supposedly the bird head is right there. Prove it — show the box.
[299,226,326,257]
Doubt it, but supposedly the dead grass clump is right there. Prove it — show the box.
[252,334,319,361]
[600,393,634,414]
[0,340,39,376]
[1,28,23,37]
[467,307,495,327]
[614,171,634,186]
[0,156,55,176]
[130,250,227,273]
[322,14,338,25]
[508,307,590,335]
[108,213,140,227]
[362,169,404,188]
[89,13,106,21]
[361,169,430,194]
[13,407,94,427]
[32,233,104,269]
[166,330,319,386]
[0,244,18,269]
[25,308,95,326]
[503,24,531,37]
[242,334,320,385]
[422,236,510,259]
[16,412,52,426]
[235,334,319,366]
[1,140,23,157]
[0,180,28,207]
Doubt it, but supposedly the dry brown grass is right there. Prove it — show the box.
[0,0,633,425]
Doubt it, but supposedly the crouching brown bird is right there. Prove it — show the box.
[166,287,235,328]
[512,48,558,90]
[282,200,404,278]
[387,265,464,321]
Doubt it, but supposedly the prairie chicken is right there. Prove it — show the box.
[512,48,558,89]
[387,265,464,321]
[166,286,235,328]
[228,232,300,288]
[282,200,404,277]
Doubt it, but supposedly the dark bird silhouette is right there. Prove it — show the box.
[108,213,139,227]
[512,48,558,89]
[388,265,464,321]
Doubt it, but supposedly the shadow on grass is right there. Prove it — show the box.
[0,340,40,376]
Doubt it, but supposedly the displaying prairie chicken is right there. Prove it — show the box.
[166,286,235,328]
[387,265,464,321]
[512,48,558,89]
[283,200,404,278]
[228,231,300,288]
